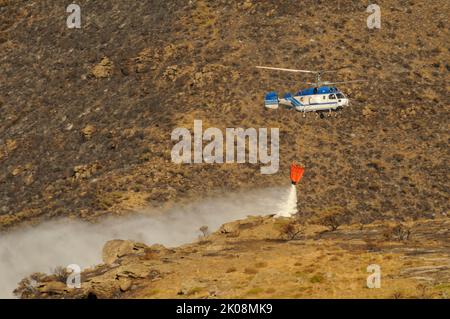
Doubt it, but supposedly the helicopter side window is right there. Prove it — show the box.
[336,93,345,99]
[329,94,336,99]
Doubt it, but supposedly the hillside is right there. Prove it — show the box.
[1,0,448,229]
[0,0,449,300]
[14,215,450,299]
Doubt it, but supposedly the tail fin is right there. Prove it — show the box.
[264,91,279,109]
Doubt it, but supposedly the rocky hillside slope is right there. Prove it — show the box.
[15,215,450,299]
[1,0,449,229]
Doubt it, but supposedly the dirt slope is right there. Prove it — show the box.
[1,1,449,229]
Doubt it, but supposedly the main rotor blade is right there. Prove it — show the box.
[265,80,318,86]
[256,66,317,74]
[318,70,339,74]
[319,65,352,73]
[322,80,368,85]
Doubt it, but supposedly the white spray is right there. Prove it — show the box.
[0,185,297,298]
[274,184,298,218]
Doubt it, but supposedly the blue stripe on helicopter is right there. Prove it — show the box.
[286,97,303,107]
[283,93,304,107]
[307,102,338,106]
[265,99,279,105]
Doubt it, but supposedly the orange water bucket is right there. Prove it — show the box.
[290,164,305,185]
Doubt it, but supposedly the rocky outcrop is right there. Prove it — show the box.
[37,282,68,295]
[91,57,114,79]
[16,240,161,299]
[102,240,146,265]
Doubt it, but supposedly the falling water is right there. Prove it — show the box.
[274,184,298,217]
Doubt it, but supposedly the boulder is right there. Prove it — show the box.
[81,125,96,140]
[37,281,68,294]
[220,216,265,234]
[92,57,113,78]
[102,240,146,265]
[118,277,132,292]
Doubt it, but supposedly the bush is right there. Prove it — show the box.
[13,272,46,298]
[416,283,430,298]
[199,225,210,237]
[52,266,69,283]
[279,221,304,241]
[317,209,350,231]
[310,273,325,284]
[14,278,38,299]
[391,291,404,299]
[383,223,412,241]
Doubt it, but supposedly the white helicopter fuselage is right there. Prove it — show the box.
[279,92,349,112]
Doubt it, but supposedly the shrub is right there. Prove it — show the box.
[310,273,325,284]
[279,221,304,241]
[13,272,46,298]
[317,209,350,231]
[391,291,404,299]
[199,225,210,237]
[383,223,412,241]
[52,266,69,283]
[14,278,38,299]
[416,283,431,298]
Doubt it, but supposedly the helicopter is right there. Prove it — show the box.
[256,66,366,118]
